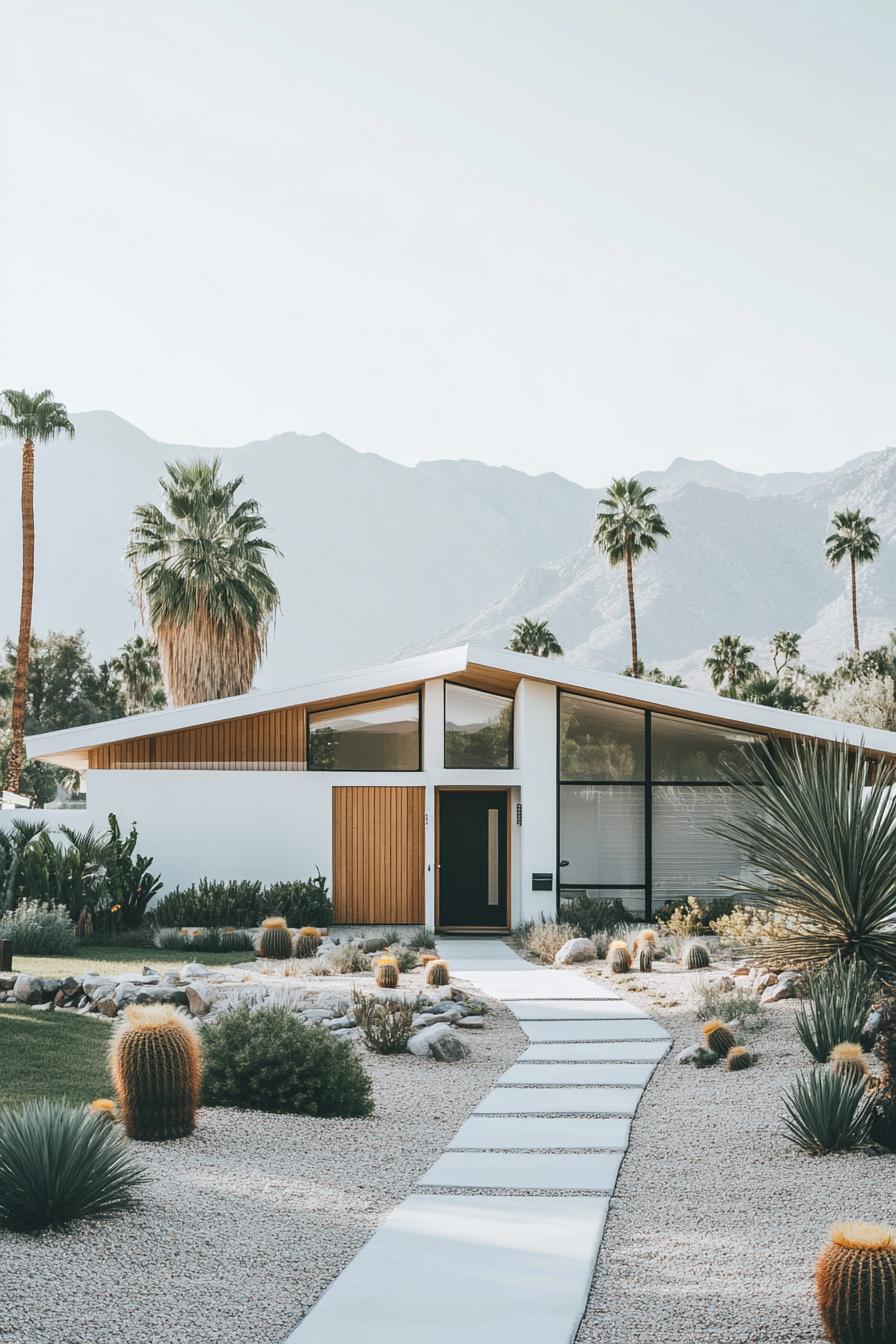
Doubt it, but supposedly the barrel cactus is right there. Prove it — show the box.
[636,943,653,973]
[608,940,632,974]
[683,939,710,970]
[703,1019,736,1058]
[726,1046,753,1072]
[829,1042,868,1081]
[375,956,400,989]
[426,958,450,987]
[89,1098,117,1122]
[816,1221,896,1343]
[258,916,292,959]
[294,927,322,959]
[110,1005,201,1141]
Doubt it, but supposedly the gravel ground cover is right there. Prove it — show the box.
[574,960,893,1344]
[2,980,525,1344]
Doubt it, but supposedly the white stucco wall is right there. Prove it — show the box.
[514,677,558,922]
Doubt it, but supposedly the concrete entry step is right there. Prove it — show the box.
[475,1085,643,1117]
[448,1114,632,1151]
[508,999,650,1021]
[417,1150,624,1192]
[521,1040,670,1062]
[499,1062,655,1087]
[521,1019,669,1042]
[284,1193,609,1344]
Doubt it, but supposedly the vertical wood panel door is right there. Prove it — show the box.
[332,786,425,925]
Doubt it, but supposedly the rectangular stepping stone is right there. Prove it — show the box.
[448,1115,631,1151]
[285,1194,608,1343]
[521,1019,669,1042]
[475,1086,643,1116]
[508,1000,649,1021]
[498,1062,655,1086]
[417,1150,624,1192]
[522,1040,670,1062]
[452,976,617,1001]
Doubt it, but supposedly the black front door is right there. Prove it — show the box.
[438,790,509,929]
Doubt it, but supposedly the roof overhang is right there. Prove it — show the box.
[25,641,896,770]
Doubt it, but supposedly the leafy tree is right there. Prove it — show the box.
[593,477,669,675]
[0,390,74,792]
[728,672,809,713]
[814,675,896,731]
[0,733,59,807]
[126,458,280,706]
[770,630,801,676]
[621,660,685,687]
[0,631,125,734]
[110,636,166,714]
[705,635,760,694]
[507,617,563,657]
[825,508,880,652]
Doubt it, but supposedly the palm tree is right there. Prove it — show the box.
[825,509,880,653]
[507,617,563,657]
[111,636,166,714]
[705,634,759,695]
[125,458,280,706]
[593,477,669,675]
[0,390,74,793]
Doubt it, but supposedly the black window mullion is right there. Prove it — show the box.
[645,710,652,921]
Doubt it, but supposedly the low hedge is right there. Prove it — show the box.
[149,872,332,929]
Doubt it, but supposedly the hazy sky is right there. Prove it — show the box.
[3,1,894,485]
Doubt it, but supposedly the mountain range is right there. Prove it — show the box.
[0,410,893,692]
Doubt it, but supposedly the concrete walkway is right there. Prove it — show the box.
[284,937,669,1344]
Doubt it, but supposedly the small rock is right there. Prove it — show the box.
[83,975,117,1003]
[429,1030,472,1062]
[710,975,736,992]
[761,981,795,1003]
[13,973,43,1005]
[94,995,119,1017]
[142,965,161,977]
[732,965,751,978]
[32,999,55,1012]
[185,983,220,1016]
[61,976,82,997]
[456,1016,485,1029]
[303,1008,333,1022]
[331,1027,360,1041]
[406,1023,454,1057]
[362,937,387,953]
[181,961,210,978]
[776,970,800,984]
[0,973,17,992]
[861,1007,888,1050]
[554,937,596,966]
[677,1045,701,1064]
[324,1014,355,1030]
[754,972,778,992]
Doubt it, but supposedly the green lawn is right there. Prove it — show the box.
[0,1005,114,1107]
[12,945,254,980]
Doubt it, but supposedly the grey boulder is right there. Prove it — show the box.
[554,937,597,965]
[13,973,44,1005]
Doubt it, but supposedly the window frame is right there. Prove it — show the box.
[443,680,515,771]
[306,688,423,773]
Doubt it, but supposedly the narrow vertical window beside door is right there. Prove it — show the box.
[487,808,499,905]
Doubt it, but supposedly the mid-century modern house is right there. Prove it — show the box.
[17,643,896,931]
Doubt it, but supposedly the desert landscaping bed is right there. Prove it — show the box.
[1,974,525,1344]
[574,960,892,1344]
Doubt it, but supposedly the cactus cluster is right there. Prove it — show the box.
[703,1019,736,1058]
[829,1042,868,1081]
[816,1221,896,1343]
[110,1004,201,1141]
[426,958,450,987]
[683,939,710,970]
[375,955,400,989]
[258,916,292,959]
[725,1046,753,1072]
[608,940,632,974]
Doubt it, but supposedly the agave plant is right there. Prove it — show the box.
[0,1099,146,1231]
[782,1067,875,1154]
[713,739,896,977]
[795,957,875,1063]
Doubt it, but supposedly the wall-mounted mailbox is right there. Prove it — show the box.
[532,872,553,892]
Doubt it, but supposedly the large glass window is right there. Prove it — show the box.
[559,693,645,781]
[444,683,513,769]
[559,785,644,885]
[652,786,757,901]
[651,712,765,781]
[308,693,420,771]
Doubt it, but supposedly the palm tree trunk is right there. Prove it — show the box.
[5,439,35,795]
[850,553,860,652]
[626,548,638,673]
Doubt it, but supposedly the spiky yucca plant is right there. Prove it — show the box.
[796,958,874,1064]
[816,1221,896,1343]
[783,1068,874,1155]
[726,1046,753,1072]
[426,958,450,987]
[0,1099,145,1230]
[608,939,632,974]
[829,1043,868,1081]
[703,1019,736,1058]
[375,956,399,989]
[258,916,292,960]
[111,1005,201,1141]
[683,939,710,970]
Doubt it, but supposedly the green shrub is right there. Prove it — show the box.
[782,1068,874,1154]
[261,874,332,926]
[202,1004,373,1116]
[0,1099,146,1231]
[560,893,629,936]
[150,872,332,929]
[694,977,763,1027]
[352,989,415,1054]
[153,926,255,953]
[386,943,419,972]
[407,926,436,950]
[795,958,875,1063]
[0,898,76,955]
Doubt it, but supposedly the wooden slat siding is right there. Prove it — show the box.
[332,786,424,925]
[86,705,307,771]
